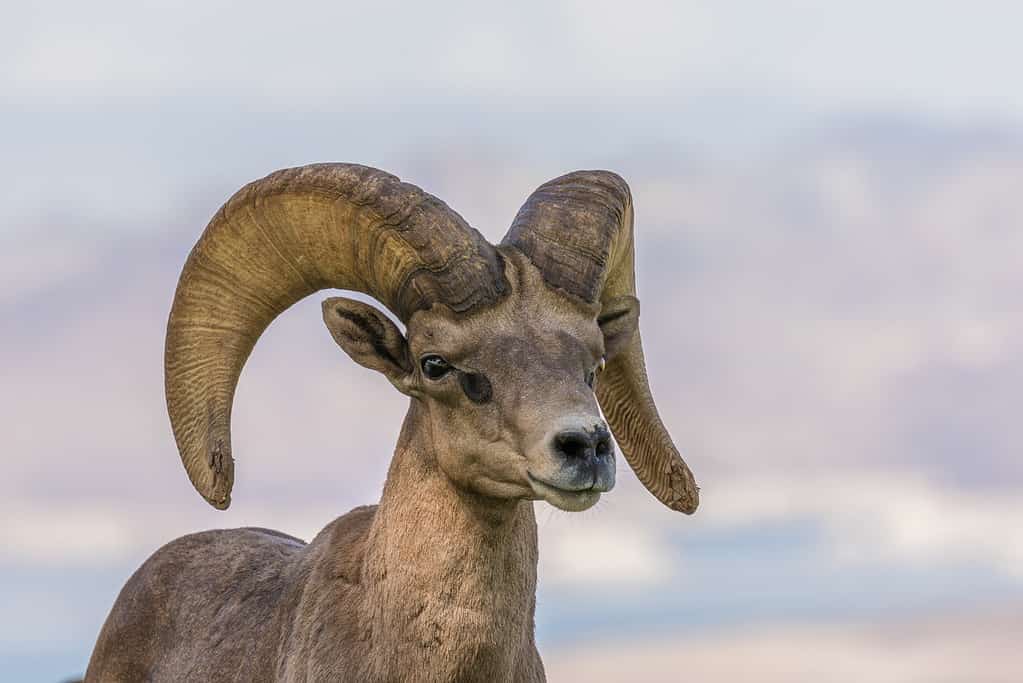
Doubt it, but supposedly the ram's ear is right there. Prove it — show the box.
[598,295,640,361]
[322,297,412,387]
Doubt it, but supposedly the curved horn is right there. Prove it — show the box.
[166,163,508,509]
[502,171,698,514]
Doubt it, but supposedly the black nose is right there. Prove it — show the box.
[553,426,613,461]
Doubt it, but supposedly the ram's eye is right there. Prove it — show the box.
[460,371,493,404]
[420,355,452,380]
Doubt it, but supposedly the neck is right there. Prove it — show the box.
[358,401,540,681]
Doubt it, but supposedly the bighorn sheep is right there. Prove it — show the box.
[85,164,699,682]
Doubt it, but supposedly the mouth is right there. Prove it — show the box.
[527,472,602,512]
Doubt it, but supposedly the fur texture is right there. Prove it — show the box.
[86,402,543,682]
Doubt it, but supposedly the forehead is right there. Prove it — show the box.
[407,251,601,360]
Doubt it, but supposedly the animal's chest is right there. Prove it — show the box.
[291,627,520,683]
[370,602,524,682]
[281,592,528,683]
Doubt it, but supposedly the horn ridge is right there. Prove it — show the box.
[502,170,699,514]
[166,163,507,508]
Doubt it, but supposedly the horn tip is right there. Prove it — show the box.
[187,442,234,510]
[205,492,232,510]
[202,467,234,510]
[672,490,700,515]
[197,463,233,510]
[667,461,700,515]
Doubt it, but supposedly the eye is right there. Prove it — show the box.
[420,355,452,380]
[459,371,493,405]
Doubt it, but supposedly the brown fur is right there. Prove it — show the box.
[86,403,543,682]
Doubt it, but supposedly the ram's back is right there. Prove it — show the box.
[84,526,309,682]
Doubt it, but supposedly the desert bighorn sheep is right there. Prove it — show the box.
[85,163,699,682]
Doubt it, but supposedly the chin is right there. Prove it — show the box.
[529,477,602,512]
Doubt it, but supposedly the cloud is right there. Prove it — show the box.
[0,237,100,305]
[539,518,673,589]
[545,607,1023,683]
[5,1,1023,119]
[703,472,1023,579]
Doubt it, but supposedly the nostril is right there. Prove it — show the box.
[554,431,594,460]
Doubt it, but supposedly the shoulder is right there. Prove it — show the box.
[304,505,378,584]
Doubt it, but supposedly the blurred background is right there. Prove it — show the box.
[2,1,1021,681]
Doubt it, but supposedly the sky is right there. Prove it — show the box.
[2,2,1022,681]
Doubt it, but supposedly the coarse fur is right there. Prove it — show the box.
[87,407,542,682]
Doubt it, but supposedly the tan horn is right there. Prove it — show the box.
[502,171,698,514]
[166,163,507,509]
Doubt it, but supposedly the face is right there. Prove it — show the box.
[323,250,635,512]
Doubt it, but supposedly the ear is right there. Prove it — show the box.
[598,295,640,361]
[322,297,412,387]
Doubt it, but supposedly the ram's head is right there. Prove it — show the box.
[165,164,698,514]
